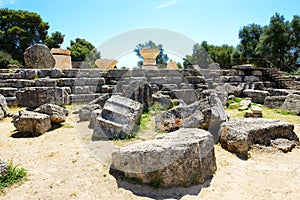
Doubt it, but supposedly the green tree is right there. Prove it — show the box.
[184,42,234,69]
[287,15,300,70]
[237,23,263,65]
[67,38,100,68]
[134,40,169,68]
[184,43,213,69]
[44,31,65,49]
[0,9,49,63]
[256,13,290,70]
[0,50,21,68]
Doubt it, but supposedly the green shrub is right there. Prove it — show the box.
[0,160,27,190]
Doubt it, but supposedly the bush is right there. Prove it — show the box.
[0,51,21,68]
[0,160,27,190]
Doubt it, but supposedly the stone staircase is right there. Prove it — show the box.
[265,69,300,90]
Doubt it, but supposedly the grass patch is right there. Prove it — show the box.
[226,105,299,124]
[63,124,74,128]
[227,97,243,109]
[0,160,27,191]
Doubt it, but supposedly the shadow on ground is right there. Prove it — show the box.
[10,123,63,138]
[110,168,212,200]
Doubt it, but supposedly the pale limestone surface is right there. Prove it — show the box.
[95,59,118,70]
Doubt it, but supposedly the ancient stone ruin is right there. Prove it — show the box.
[110,128,216,187]
[24,44,56,69]
[140,48,160,69]
[219,118,299,159]
[0,57,300,190]
[51,48,72,70]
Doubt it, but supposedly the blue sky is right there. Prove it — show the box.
[1,0,300,67]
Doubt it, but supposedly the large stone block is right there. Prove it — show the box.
[0,94,9,120]
[24,44,55,69]
[156,94,227,142]
[281,94,300,115]
[34,103,68,123]
[16,87,70,108]
[13,110,52,135]
[264,96,286,109]
[170,89,198,105]
[243,89,269,104]
[219,118,299,159]
[93,95,143,139]
[110,128,216,187]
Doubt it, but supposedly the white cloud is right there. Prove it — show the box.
[0,0,15,7]
[156,0,177,9]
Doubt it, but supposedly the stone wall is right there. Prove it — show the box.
[0,67,288,106]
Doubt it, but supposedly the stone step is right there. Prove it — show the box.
[0,87,19,97]
[101,105,132,125]
[70,94,103,104]
[93,117,125,139]
[5,97,18,106]
[0,79,36,88]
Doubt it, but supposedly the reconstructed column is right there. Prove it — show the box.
[140,48,160,70]
[95,59,118,70]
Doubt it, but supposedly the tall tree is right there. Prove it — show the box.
[256,13,290,70]
[184,43,213,69]
[287,15,300,70]
[237,23,263,65]
[67,38,100,68]
[134,40,169,68]
[0,9,49,63]
[44,31,65,49]
[184,42,234,69]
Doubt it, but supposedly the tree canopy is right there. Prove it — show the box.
[185,13,300,72]
[67,38,101,68]
[0,9,64,66]
[134,40,169,68]
[44,31,65,49]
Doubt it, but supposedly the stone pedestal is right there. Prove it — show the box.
[167,61,178,69]
[51,48,72,69]
[95,59,118,70]
[140,48,160,70]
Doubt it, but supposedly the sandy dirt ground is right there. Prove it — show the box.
[1,108,300,200]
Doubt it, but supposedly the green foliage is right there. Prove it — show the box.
[0,9,49,63]
[0,9,65,65]
[272,108,297,116]
[67,38,100,68]
[134,40,169,68]
[44,31,65,49]
[184,43,213,69]
[0,160,27,190]
[184,42,234,69]
[0,50,21,68]
[149,177,161,189]
[234,23,264,66]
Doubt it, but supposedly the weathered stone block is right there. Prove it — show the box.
[24,44,55,69]
[156,94,227,142]
[93,95,143,139]
[34,103,68,123]
[13,110,51,135]
[219,118,299,159]
[243,89,269,104]
[264,96,286,108]
[281,94,300,115]
[16,87,70,108]
[0,94,9,120]
[170,89,198,105]
[110,128,216,187]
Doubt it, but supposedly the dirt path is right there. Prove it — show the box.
[1,110,300,200]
